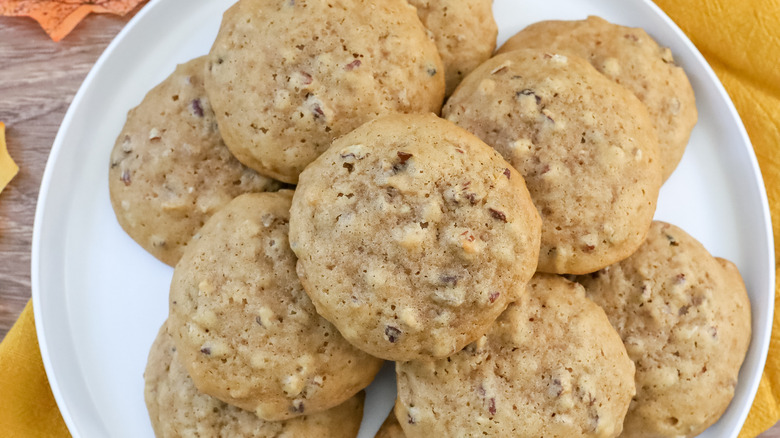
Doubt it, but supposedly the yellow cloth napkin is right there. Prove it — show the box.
[0,122,19,193]
[0,0,778,436]
[651,1,780,436]
[0,301,70,436]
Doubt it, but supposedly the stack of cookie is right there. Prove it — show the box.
[107,1,752,437]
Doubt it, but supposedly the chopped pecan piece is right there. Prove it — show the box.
[489,208,507,222]
[345,60,362,71]
[397,151,413,163]
[516,89,541,105]
[385,325,401,343]
[191,98,204,117]
[440,275,458,286]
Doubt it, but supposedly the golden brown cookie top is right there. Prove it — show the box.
[168,191,383,421]
[108,56,280,266]
[408,0,497,96]
[498,16,697,181]
[577,221,752,437]
[144,322,366,438]
[444,49,662,275]
[395,274,635,438]
[290,113,541,361]
[206,0,445,183]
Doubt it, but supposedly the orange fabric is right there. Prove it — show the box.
[0,0,145,41]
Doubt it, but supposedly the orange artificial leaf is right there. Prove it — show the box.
[0,123,19,195]
[0,0,146,42]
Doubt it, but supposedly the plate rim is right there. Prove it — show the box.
[30,0,775,436]
[30,0,173,434]
[639,0,776,432]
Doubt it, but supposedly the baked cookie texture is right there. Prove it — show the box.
[395,274,635,438]
[408,0,497,96]
[576,221,752,437]
[205,0,445,184]
[108,56,280,267]
[375,408,406,438]
[144,322,365,438]
[444,49,662,275]
[497,16,697,181]
[168,191,383,421]
[290,113,541,361]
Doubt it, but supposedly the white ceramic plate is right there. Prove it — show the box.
[31,0,774,436]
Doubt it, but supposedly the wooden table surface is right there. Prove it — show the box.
[0,8,777,437]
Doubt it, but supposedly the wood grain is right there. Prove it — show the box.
[0,13,137,339]
[0,7,777,438]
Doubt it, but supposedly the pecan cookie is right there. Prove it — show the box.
[497,16,697,181]
[395,274,635,438]
[108,56,280,267]
[144,322,365,438]
[290,113,541,361]
[205,0,445,184]
[375,408,406,438]
[168,191,383,421]
[408,0,497,96]
[444,49,662,275]
[576,221,752,437]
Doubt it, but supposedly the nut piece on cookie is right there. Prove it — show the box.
[408,0,497,96]
[395,274,636,438]
[144,322,365,438]
[497,16,697,181]
[444,48,662,275]
[205,0,445,184]
[168,191,383,421]
[108,56,281,267]
[290,113,541,361]
[575,221,752,437]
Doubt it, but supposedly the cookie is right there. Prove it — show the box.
[144,322,365,438]
[395,274,635,437]
[497,16,697,181]
[205,0,445,184]
[108,56,281,267]
[168,191,383,421]
[444,49,662,275]
[576,221,752,437]
[290,113,541,361]
[408,0,497,96]
[375,408,406,438]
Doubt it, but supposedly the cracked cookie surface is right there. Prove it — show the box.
[576,222,752,438]
[144,322,365,437]
[444,49,662,275]
[497,16,697,181]
[108,56,280,267]
[395,274,635,438]
[206,0,445,184]
[290,113,541,361]
[168,191,382,421]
